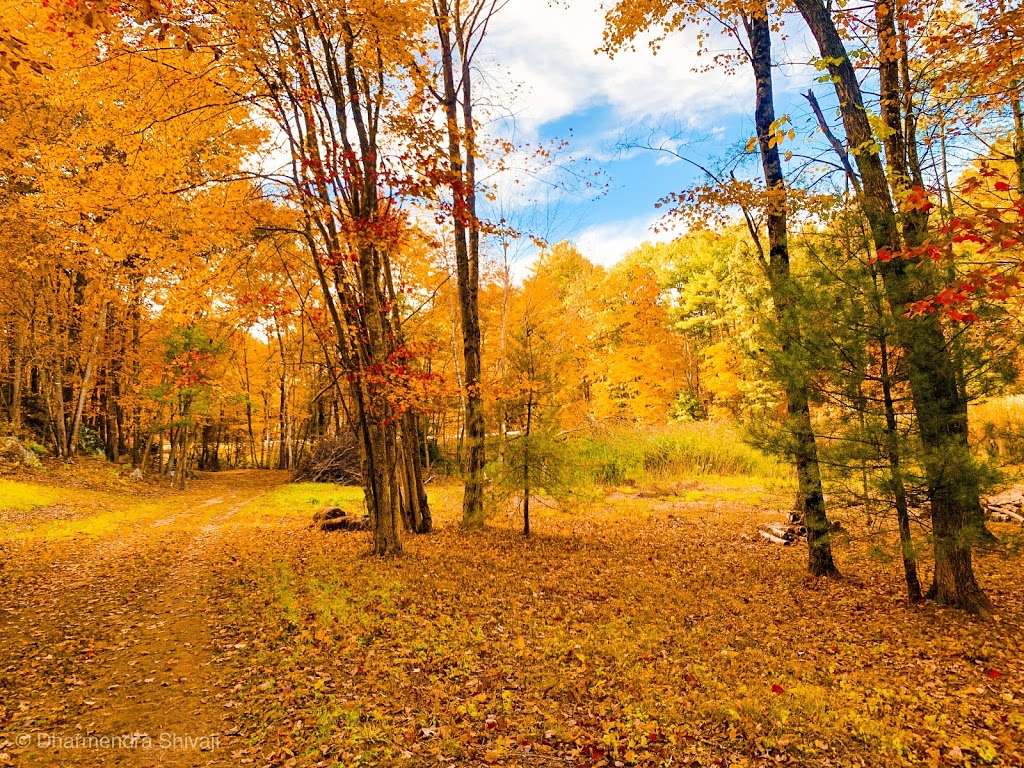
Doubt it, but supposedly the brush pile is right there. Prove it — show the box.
[293,435,361,484]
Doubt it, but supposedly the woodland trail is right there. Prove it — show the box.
[0,470,290,767]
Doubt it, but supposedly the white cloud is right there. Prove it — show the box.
[477,0,751,137]
[500,210,687,283]
[574,212,684,267]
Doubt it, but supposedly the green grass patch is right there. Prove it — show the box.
[239,482,366,525]
[0,496,173,541]
[572,422,779,485]
[0,479,63,511]
[24,505,152,540]
[268,561,300,626]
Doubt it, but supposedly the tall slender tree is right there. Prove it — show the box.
[742,6,839,576]
[224,0,435,552]
[603,0,840,576]
[431,0,507,527]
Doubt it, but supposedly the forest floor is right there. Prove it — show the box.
[0,464,1022,768]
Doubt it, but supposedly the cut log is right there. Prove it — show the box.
[319,517,371,532]
[989,509,1024,524]
[759,529,792,546]
[312,506,347,525]
[764,522,796,540]
[312,506,370,532]
[982,487,1024,525]
[758,513,813,546]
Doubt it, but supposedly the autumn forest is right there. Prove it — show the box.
[1,0,1023,765]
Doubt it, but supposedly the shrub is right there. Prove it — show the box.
[487,429,584,511]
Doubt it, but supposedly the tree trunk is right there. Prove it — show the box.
[745,9,838,576]
[140,430,157,474]
[355,240,403,556]
[1011,90,1024,193]
[8,317,25,430]
[876,283,922,602]
[48,372,68,458]
[129,292,143,467]
[436,0,486,527]
[213,421,222,471]
[176,427,189,491]
[523,388,533,537]
[68,302,108,457]
[404,412,432,533]
[276,323,290,470]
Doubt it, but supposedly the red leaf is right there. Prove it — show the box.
[947,309,978,323]
[903,186,934,213]
[993,181,1011,192]
[771,683,785,695]
[985,668,1001,679]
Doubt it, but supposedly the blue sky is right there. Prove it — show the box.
[477,0,821,271]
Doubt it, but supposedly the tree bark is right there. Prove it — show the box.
[875,277,923,602]
[68,302,108,457]
[744,9,839,576]
[436,0,487,527]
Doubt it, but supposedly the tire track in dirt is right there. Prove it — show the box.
[0,471,287,767]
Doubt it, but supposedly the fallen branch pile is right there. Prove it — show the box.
[293,435,361,484]
[758,487,1024,546]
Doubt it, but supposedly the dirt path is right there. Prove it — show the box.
[0,470,288,767]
